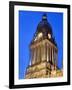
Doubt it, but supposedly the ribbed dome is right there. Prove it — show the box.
[30,14,57,47]
[36,14,52,36]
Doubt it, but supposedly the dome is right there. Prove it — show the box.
[30,14,57,47]
[36,14,52,36]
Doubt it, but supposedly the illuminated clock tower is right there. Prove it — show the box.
[25,14,63,79]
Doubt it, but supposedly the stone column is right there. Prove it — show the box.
[50,47,51,62]
[47,45,49,62]
[31,49,33,65]
[45,43,47,61]
[36,46,40,63]
[38,46,41,63]
[35,47,37,63]
[37,47,39,63]
[39,46,41,62]
[52,48,54,64]
[34,48,36,64]
[34,48,37,64]
[41,45,43,61]
[33,49,35,64]
[35,47,38,64]
[56,52,58,66]
[54,49,57,69]
[48,47,50,62]
[42,44,46,61]
[54,49,55,65]
[32,48,36,65]
[41,45,43,62]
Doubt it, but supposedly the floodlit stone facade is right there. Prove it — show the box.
[25,14,63,79]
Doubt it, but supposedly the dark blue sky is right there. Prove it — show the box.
[19,11,63,79]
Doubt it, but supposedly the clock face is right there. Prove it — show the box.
[34,32,43,41]
[38,32,43,38]
[48,33,51,39]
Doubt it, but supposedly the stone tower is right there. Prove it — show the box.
[25,14,63,79]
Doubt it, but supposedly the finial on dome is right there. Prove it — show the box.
[42,13,47,20]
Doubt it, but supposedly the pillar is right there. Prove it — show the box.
[31,48,36,65]
[37,46,40,63]
[52,48,54,64]
[48,47,50,62]
[31,49,33,65]
[50,47,51,62]
[47,45,49,62]
[56,51,58,66]
[34,48,37,64]
[42,44,46,61]
[36,46,40,63]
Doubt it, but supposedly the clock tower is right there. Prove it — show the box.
[25,14,63,79]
